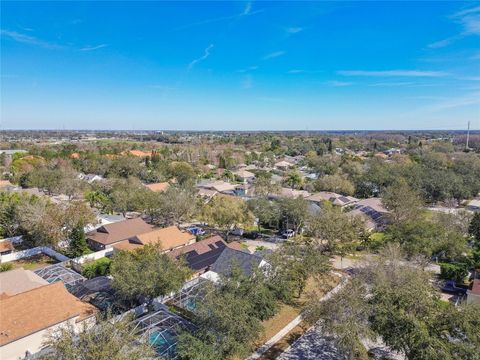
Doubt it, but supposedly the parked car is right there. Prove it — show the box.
[187,226,205,236]
[230,228,244,236]
[281,229,295,239]
[442,280,468,295]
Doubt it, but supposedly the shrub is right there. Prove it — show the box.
[439,262,468,283]
[82,257,112,279]
[0,262,13,272]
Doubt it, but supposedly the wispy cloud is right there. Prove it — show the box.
[172,2,263,32]
[262,51,285,60]
[369,82,415,87]
[287,69,305,74]
[241,74,253,89]
[286,27,303,34]
[1,29,62,49]
[408,91,480,114]
[428,6,480,48]
[188,44,214,70]
[236,65,259,73]
[338,70,448,77]
[325,80,352,87]
[243,2,252,16]
[80,44,108,51]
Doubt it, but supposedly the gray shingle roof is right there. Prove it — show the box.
[210,247,262,277]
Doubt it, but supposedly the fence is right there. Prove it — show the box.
[0,246,70,263]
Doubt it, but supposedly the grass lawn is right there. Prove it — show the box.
[254,273,341,360]
[11,254,59,270]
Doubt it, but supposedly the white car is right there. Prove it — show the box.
[281,229,295,238]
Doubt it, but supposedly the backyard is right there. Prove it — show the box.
[10,253,59,270]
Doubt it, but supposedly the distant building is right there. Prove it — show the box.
[145,182,170,193]
[274,160,294,171]
[306,192,358,209]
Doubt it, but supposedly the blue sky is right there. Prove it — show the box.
[1,1,479,130]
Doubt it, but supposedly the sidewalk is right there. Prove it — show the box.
[247,272,347,360]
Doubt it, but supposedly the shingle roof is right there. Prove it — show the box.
[145,182,170,192]
[210,247,262,277]
[0,240,14,253]
[87,218,153,246]
[0,268,48,297]
[0,282,96,346]
[112,226,195,252]
[168,235,228,272]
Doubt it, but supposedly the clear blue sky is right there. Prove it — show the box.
[1,1,479,130]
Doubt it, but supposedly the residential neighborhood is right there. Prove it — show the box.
[0,128,479,360]
[1,1,480,359]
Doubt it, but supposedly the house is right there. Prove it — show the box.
[78,173,103,184]
[0,282,96,360]
[112,226,196,252]
[274,160,294,171]
[284,155,304,165]
[197,180,237,195]
[202,247,267,282]
[347,198,390,231]
[306,192,358,209]
[232,169,255,183]
[0,268,48,296]
[121,150,151,157]
[86,218,153,251]
[168,235,238,275]
[269,187,311,200]
[145,182,170,193]
[467,279,480,305]
[197,188,218,201]
[0,239,14,255]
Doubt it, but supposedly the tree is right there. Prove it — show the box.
[278,197,309,234]
[386,217,468,261]
[314,174,355,195]
[148,185,198,226]
[308,205,366,258]
[85,190,112,213]
[176,267,268,360]
[69,225,90,257]
[247,198,281,230]
[200,196,254,234]
[267,242,330,302]
[382,180,423,224]
[304,244,480,360]
[469,212,480,242]
[110,244,192,302]
[253,171,280,197]
[168,161,196,185]
[283,170,303,189]
[38,315,156,360]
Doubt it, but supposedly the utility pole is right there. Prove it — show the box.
[466,120,470,151]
